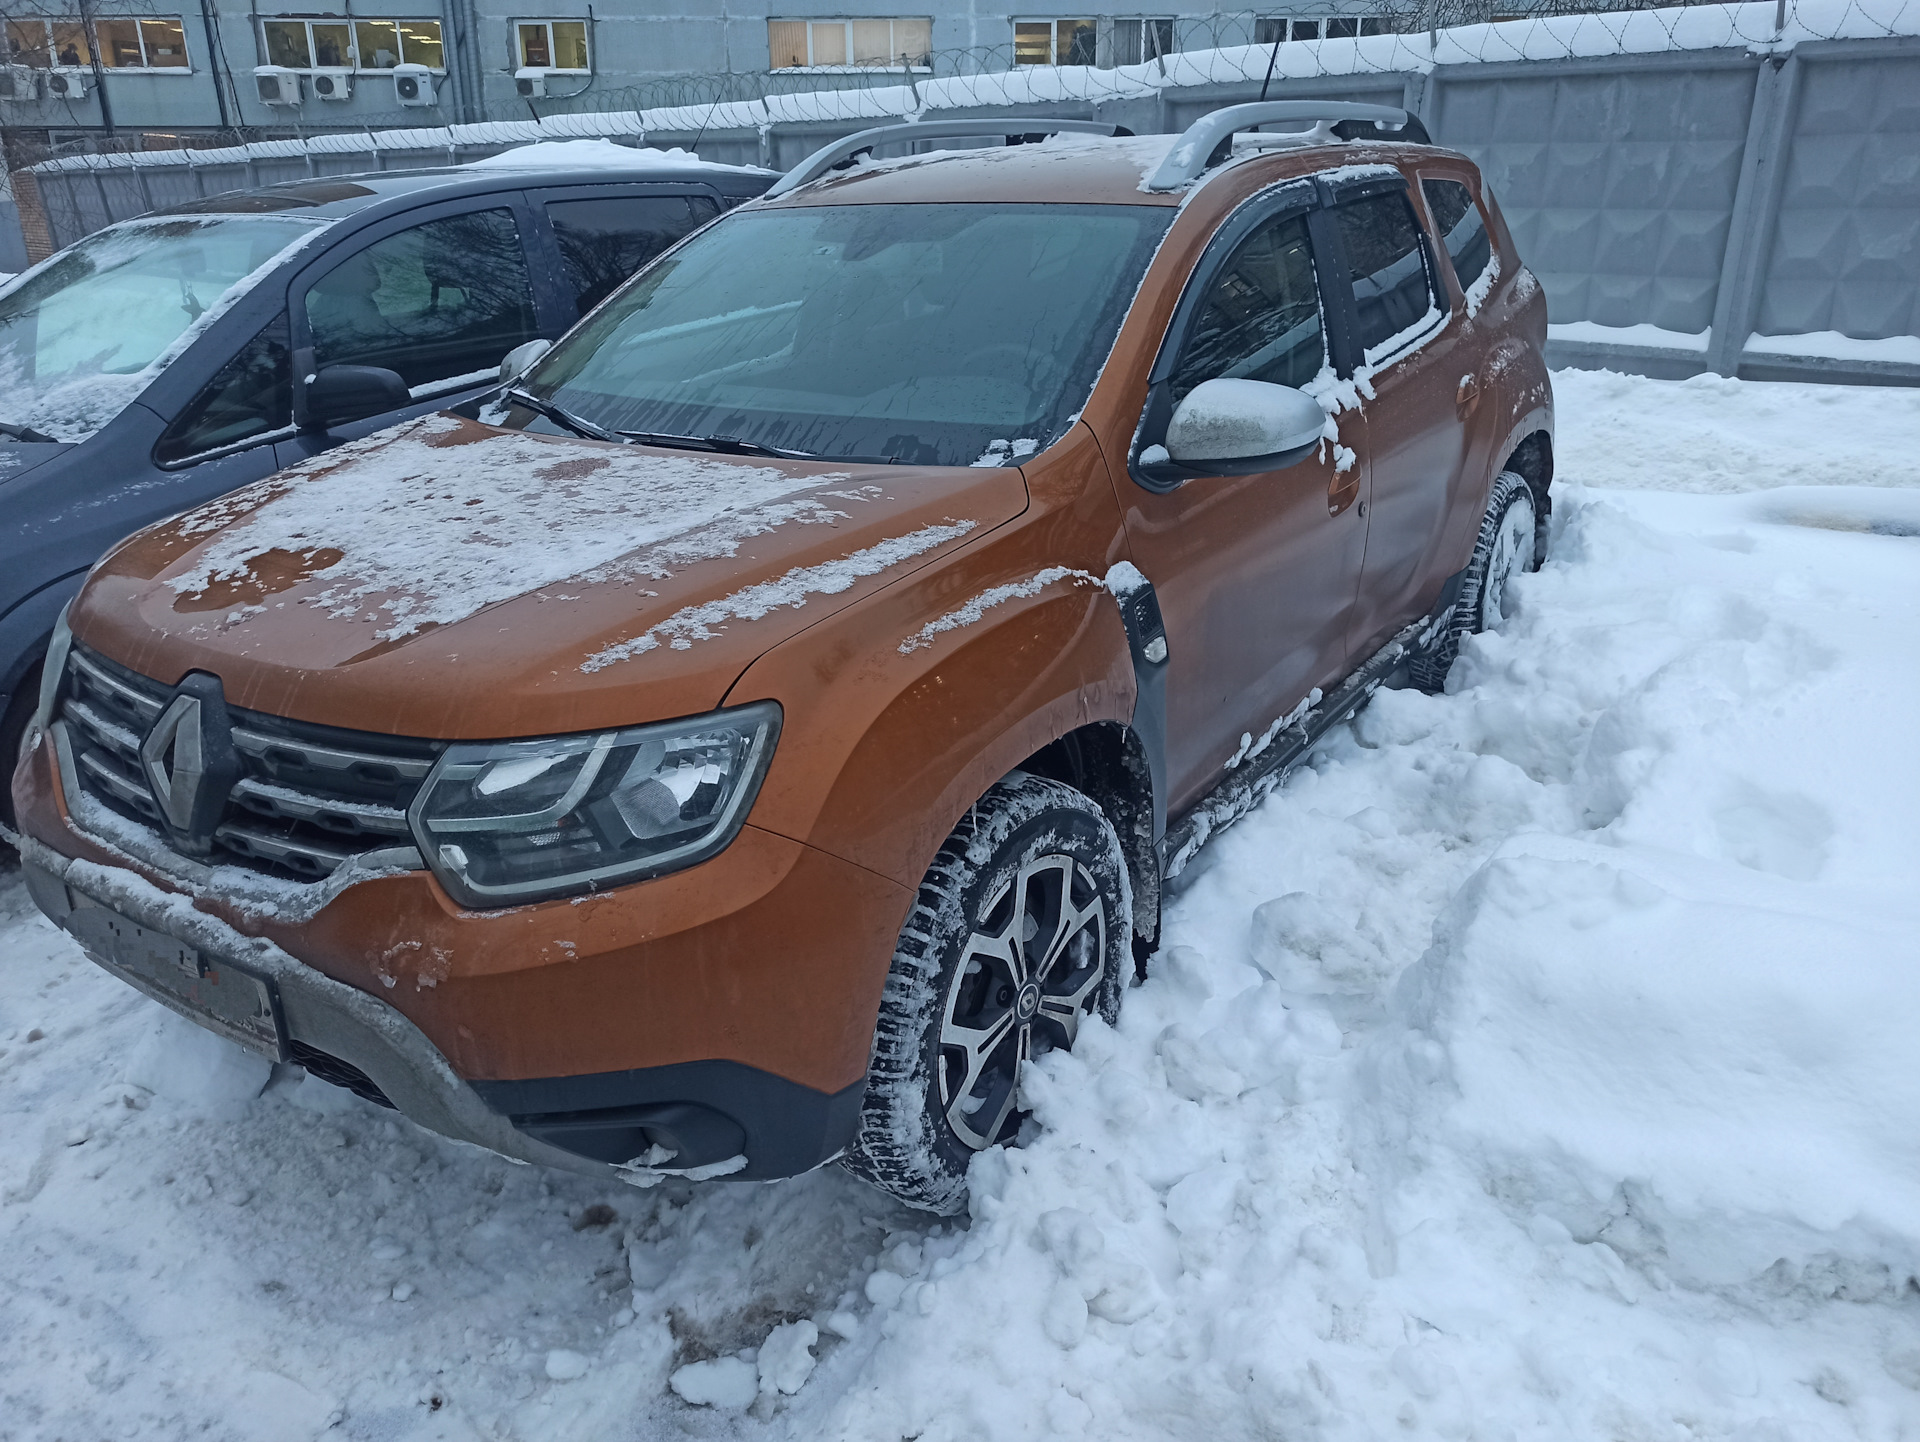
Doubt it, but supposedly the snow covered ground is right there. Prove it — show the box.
[3,368,1918,1440]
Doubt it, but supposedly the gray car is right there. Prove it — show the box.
[0,155,773,823]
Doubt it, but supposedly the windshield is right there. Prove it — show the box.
[0,215,324,443]
[518,202,1173,467]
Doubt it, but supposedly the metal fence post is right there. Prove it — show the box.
[1707,52,1803,376]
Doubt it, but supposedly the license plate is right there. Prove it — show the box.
[65,892,289,1062]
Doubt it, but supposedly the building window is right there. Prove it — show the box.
[6,15,190,68]
[260,17,443,71]
[1013,18,1095,66]
[516,20,589,71]
[767,18,931,70]
[1254,15,1391,43]
[1109,17,1173,65]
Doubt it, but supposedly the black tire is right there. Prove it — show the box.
[843,773,1133,1215]
[1409,470,1541,694]
[0,662,42,837]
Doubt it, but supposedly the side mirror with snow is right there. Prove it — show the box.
[499,338,552,385]
[1155,377,1327,477]
[301,363,410,433]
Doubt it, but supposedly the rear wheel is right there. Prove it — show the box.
[843,773,1131,1214]
[1409,470,1539,693]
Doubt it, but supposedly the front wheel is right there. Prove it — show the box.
[0,661,43,835]
[1409,470,1540,693]
[843,773,1132,1214]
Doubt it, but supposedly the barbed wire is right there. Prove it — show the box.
[6,0,1915,169]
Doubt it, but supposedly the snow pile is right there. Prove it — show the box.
[811,474,1920,1439]
[1381,836,1920,1293]
[465,139,758,172]
[3,371,1919,1438]
[1554,365,1920,492]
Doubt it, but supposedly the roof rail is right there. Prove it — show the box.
[765,118,1132,198]
[1142,102,1421,192]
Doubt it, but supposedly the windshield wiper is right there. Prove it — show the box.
[0,421,59,444]
[616,430,818,460]
[503,386,618,443]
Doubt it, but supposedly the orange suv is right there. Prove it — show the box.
[12,103,1552,1213]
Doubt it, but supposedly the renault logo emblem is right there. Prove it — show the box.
[137,673,242,854]
[140,693,208,833]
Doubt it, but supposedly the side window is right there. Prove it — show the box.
[155,313,291,464]
[1421,178,1493,296]
[304,208,539,391]
[546,195,717,319]
[1334,191,1442,361]
[1171,209,1325,402]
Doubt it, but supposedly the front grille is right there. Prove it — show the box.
[60,644,444,883]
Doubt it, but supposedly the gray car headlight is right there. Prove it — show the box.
[409,701,781,908]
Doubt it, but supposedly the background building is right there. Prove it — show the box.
[0,2,1406,149]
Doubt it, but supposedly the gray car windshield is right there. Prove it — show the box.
[0,215,323,443]
[520,202,1173,467]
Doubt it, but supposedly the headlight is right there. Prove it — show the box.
[409,701,781,907]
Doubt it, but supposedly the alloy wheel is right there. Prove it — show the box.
[937,852,1107,1151]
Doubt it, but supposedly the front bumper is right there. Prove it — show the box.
[13,728,905,1182]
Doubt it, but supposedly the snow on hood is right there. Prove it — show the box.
[93,410,1027,731]
[167,413,850,643]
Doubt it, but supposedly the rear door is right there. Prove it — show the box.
[1111,183,1369,814]
[1323,172,1476,657]
[523,185,724,320]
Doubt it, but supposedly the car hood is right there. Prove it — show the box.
[72,413,1028,737]
[0,440,74,485]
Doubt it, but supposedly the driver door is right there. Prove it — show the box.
[1110,191,1369,814]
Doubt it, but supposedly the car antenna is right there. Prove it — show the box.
[1259,29,1283,102]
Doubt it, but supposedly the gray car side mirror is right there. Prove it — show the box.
[1162,377,1328,475]
[301,364,410,433]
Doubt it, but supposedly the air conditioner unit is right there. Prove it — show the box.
[46,69,91,101]
[0,66,38,101]
[310,68,352,101]
[254,64,302,106]
[514,67,550,99]
[393,62,437,106]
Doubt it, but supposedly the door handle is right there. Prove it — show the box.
[1456,373,1481,416]
[1327,470,1360,517]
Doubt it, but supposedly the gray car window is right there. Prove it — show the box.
[155,312,291,463]
[305,208,539,390]
[1171,209,1326,402]
[547,196,718,319]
